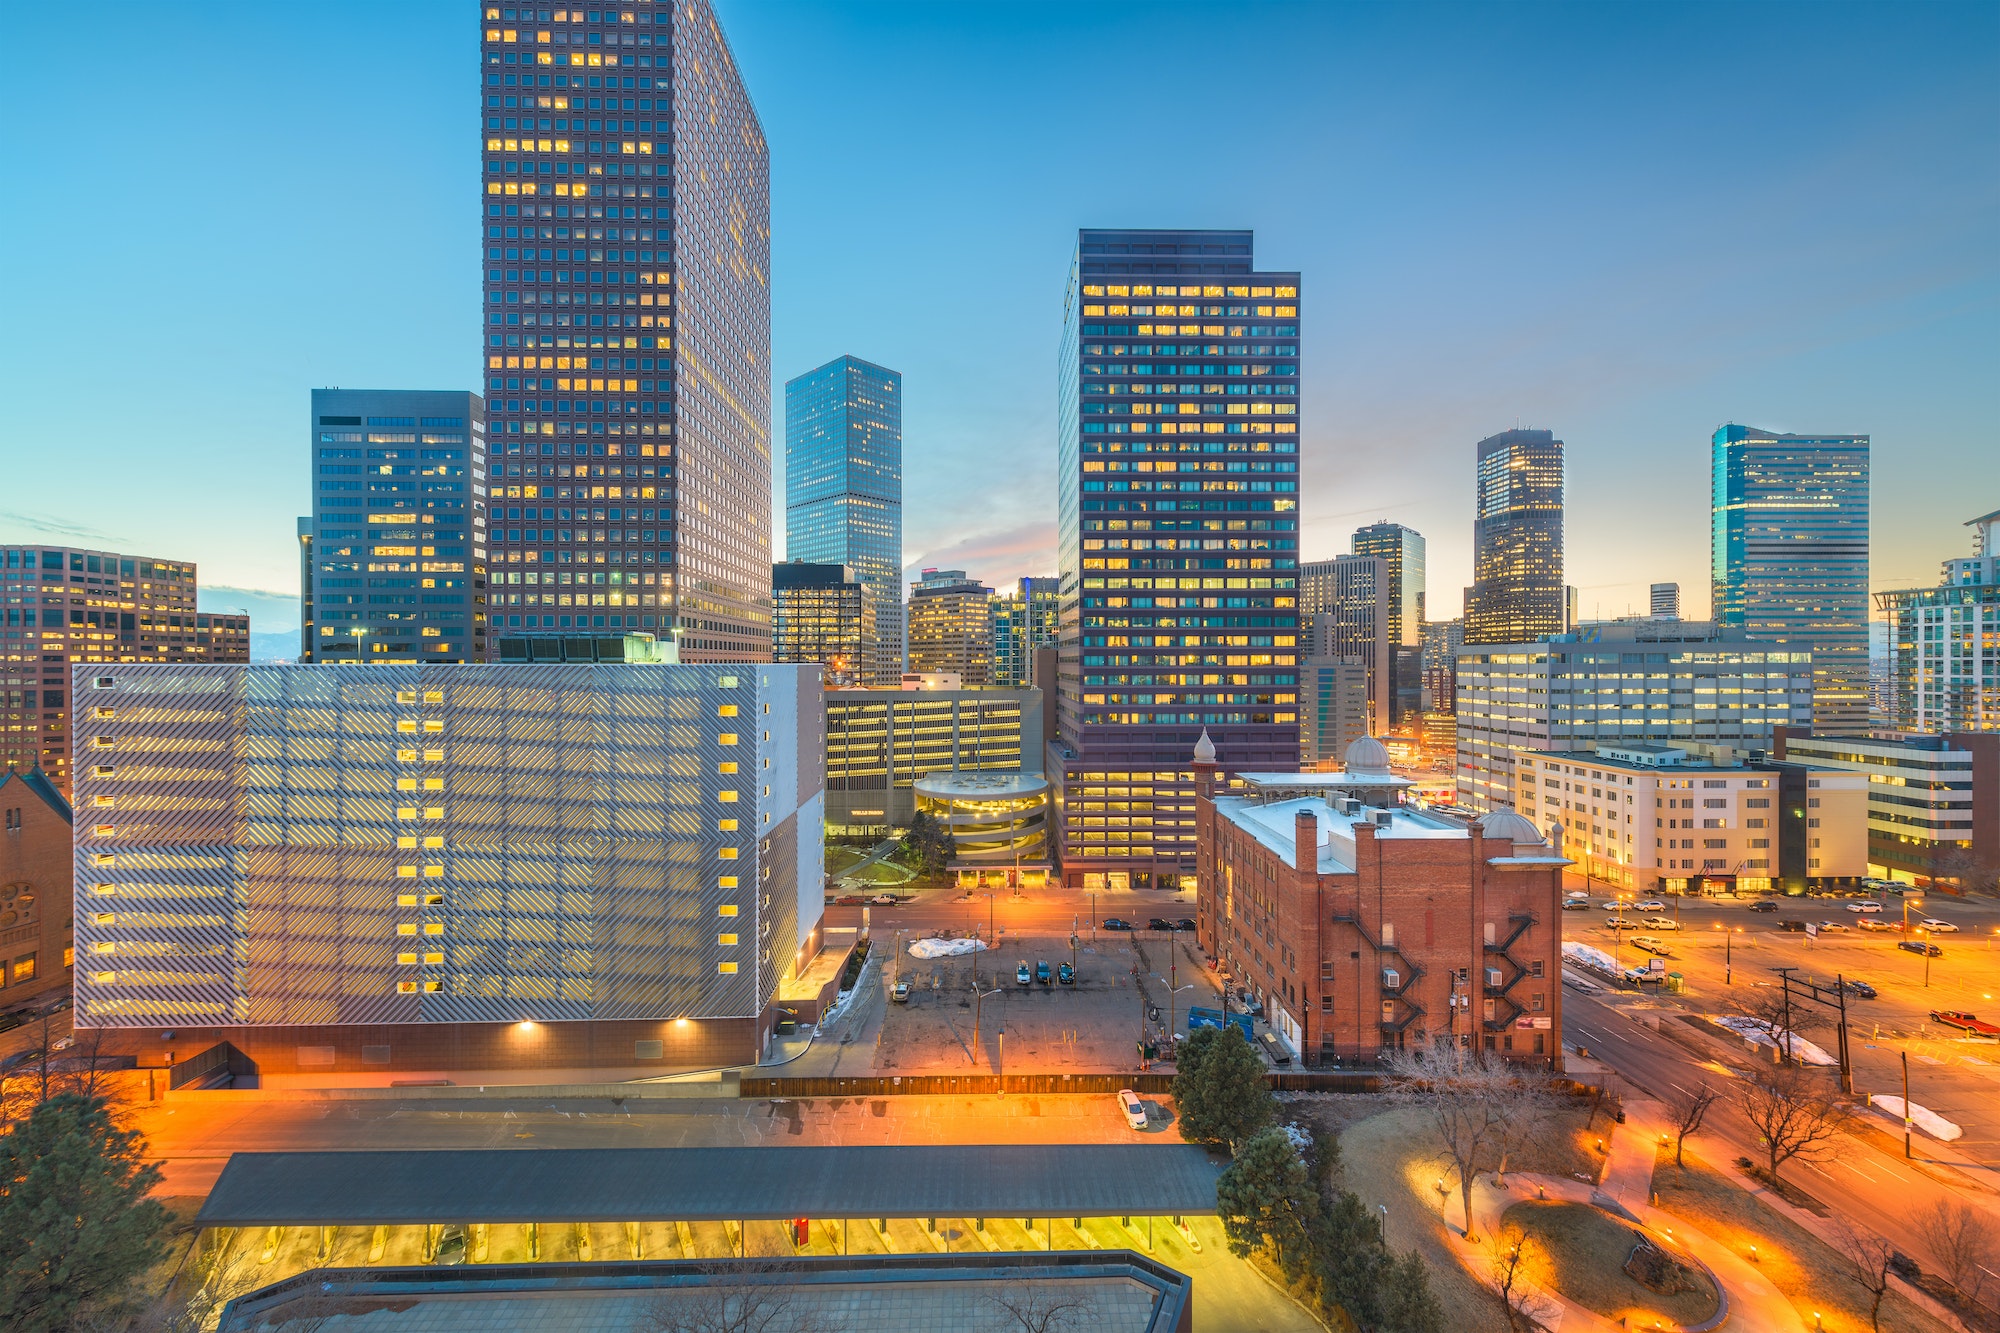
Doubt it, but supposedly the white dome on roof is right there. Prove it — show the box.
[1478,809,1546,845]
[1344,735,1393,777]
[1192,729,1217,763]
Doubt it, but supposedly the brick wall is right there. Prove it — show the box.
[0,776,73,1007]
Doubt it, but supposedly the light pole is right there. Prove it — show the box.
[1922,928,1933,988]
[971,983,1002,1072]
[1154,975,1194,1060]
[1901,1048,1912,1159]
[1713,923,1737,986]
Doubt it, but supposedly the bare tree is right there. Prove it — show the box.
[1666,1084,1719,1168]
[1487,1225,1540,1333]
[981,1284,1102,1333]
[1385,1036,1556,1243]
[1734,986,1827,1064]
[1912,1198,1995,1305]
[640,1260,831,1333]
[1732,1064,1848,1189]
[1831,1219,1898,1333]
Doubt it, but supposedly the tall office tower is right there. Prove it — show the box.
[1054,228,1302,890]
[1,545,248,792]
[296,518,316,662]
[991,576,1061,688]
[311,391,486,663]
[1301,554,1389,734]
[1711,424,1870,734]
[1650,583,1680,620]
[1300,656,1370,766]
[1462,429,1565,646]
[1351,522,1425,726]
[907,569,995,686]
[480,0,772,663]
[1877,509,2000,733]
[785,356,903,684]
[770,560,866,686]
[1420,616,1465,714]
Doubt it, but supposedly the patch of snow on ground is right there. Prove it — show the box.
[1562,940,1620,975]
[1868,1094,1963,1141]
[1711,1014,1839,1066]
[908,937,990,959]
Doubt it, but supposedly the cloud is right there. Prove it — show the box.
[906,520,1058,589]
[198,585,302,630]
[0,511,118,543]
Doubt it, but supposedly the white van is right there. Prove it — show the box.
[1117,1089,1149,1131]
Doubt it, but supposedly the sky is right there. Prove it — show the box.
[1,1,1994,653]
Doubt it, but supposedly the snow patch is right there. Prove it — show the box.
[1868,1095,1963,1142]
[907,937,990,959]
[1562,940,1621,975]
[1711,1014,1839,1067]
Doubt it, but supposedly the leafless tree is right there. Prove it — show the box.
[1487,1225,1540,1333]
[1385,1036,1557,1243]
[1831,1219,1898,1333]
[640,1260,832,1333]
[1666,1084,1720,1168]
[1732,1064,1848,1189]
[1734,986,1827,1064]
[1912,1198,1995,1305]
[981,1284,1102,1333]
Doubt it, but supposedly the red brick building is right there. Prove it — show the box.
[1194,737,1567,1068]
[0,767,74,1008]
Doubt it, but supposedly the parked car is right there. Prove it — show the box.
[1599,901,1625,911]
[1748,900,1780,913]
[1813,920,1849,933]
[1629,936,1673,956]
[1101,918,1132,931]
[1840,979,1878,998]
[1899,940,1945,958]
[1635,899,1667,912]
[835,895,866,906]
[1858,919,1898,932]
[1016,961,1033,986]
[433,1225,467,1266]
[1847,901,1883,914]
[0,1048,45,1073]
[1117,1088,1149,1131]
[1624,961,1667,984]
[1147,918,1175,932]
[1602,917,1637,930]
[1932,1010,2000,1035]
[1058,962,1075,985]
[891,980,911,1004]
[870,894,898,906]
[1778,919,1808,932]
[1640,917,1681,931]
[1920,918,1959,933]
[0,1013,24,1036]
[1561,898,1592,911]
[1035,960,1052,986]
[1173,918,1197,932]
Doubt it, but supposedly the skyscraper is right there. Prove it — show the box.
[1301,554,1389,733]
[479,1,771,663]
[310,390,485,664]
[992,576,1060,689]
[785,356,903,684]
[907,569,995,686]
[1420,617,1465,714]
[1463,429,1564,646]
[1876,509,1999,734]
[1350,521,1425,725]
[771,560,866,687]
[1053,228,1302,890]
[1,544,248,792]
[1711,425,1870,734]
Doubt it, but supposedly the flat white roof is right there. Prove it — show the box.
[1217,795,1465,874]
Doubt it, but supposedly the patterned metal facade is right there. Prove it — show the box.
[71,663,821,1030]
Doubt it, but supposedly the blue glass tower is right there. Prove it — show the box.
[784,356,903,682]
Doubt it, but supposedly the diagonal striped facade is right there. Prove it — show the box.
[71,663,821,1032]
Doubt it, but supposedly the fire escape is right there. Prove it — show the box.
[1482,909,1538,1032]
[1333,908,1426,1037]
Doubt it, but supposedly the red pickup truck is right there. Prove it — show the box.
[1931,1011,2000,1036]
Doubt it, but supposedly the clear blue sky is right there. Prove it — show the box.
[1,2,1993,646]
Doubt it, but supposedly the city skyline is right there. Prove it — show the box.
[2,2,1991,653]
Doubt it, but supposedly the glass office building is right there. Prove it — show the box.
[1053,228,1303,889]
[1463,429,1565,646]
[785,356,903,685]
[1351,522,1425,725]
[479,1,772,662]
[1711,425,1870,735]
[771,560,867,687]
[992,576,1060,688]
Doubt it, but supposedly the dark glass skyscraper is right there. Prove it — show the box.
[1351,521,1425,726]
[785,356,903,683]
[1712,424,1870,734]
[479,0,771,662]
[1463,429,1565,646]
[1053,228,1303,890]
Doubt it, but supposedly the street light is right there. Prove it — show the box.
[1153,974,1194,1060]
[970,982,1002,1072]
[1713,922,1738,986]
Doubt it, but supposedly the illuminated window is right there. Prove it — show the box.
[92,795,115,808]
[398,807,419,820]
[719,847,739,860]
[424,778,445,791]
[424,721,444,733]
[718,790,739,803]
[424,836,444,849]
[398,981,420,993]
[398,924,418,936]
[719,904,739,916]
[718,762,738,774]
[424,749,444,761]
[423,952,444,965]
[718,962,738,974]
[424,923,444,936]
[398,837,418,850]
[718,819,738,832]
[398,866,419,878]
[718,933,738,946]
[424,865,445,878]
[398,721,418,733]
[423,691,443,703]
[93,824,115,837]
[398,895,419,907]
[93,972,117,984]
[718,704,739,717]
[399,778,419,791]
[398,749,419,762]
[425,807,445,819]
[93,913,115,925]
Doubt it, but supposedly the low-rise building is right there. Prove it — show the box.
[1876,510,1999,735]
[823,687,1041,834]
[1195,737,1566,1068]
[1513,743,1867,896]
[1775,728,1998,890]
[0,767,72,1006]
[914,770,1051,888]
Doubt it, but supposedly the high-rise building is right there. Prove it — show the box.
[785,356,903,685]
[1302,555,1389,733]
[479,1,772,663]
[1300,656,1370,766]
[992,576,1060,689]
[1650,583,1680,620]
[1454,620,1814,811]
[1054,228,1303,890]
[1420,617,1465,714]
[1876,510,1999,734]
[1463,429,1564,646]
[1352,522,1425,725]
[771,560,866,686]
[1,545,248,792]
[311,390,486,664]
[907,569,995,686]
[1711,424,1869,735]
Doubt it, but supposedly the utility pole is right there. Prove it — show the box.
[971,983,1001,1070]
[1902,1048,1912,1159]
[1834,973,1852,1095]
[1776,966,1796,1063]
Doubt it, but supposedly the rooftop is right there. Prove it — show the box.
[913,770,1049,799]
[1216,794,1469,874]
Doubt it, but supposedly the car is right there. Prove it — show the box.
[1920,919,1959,933]
[1602,917,1637,930]
[1813,920,1849,933]
[1624,963,1667,984]
[1858,919,1897,932]
[1058,962,1075,985]
[1640,917,1680,931]
[1173,918,1197,932]
[1629,936,1673,956]
[1561,898,1592,911]
[1847,901,1883,914]
[1932,1010,2000,1035]
[890,980,911,1004]
[835,895,866,907]
[1148,918,1175,932]
[1778,919,1808,932]
[1035,960,1052,986]
[1899,940,1945,958]
[1635,899,1667,912]
[1117,1088,1149,1130]
[1016,961,1033,986]
[432,1224,467,1266]
[1101,918,1132,931]
[0,1013,24,1036]
[870,894,899,906]
[1600,901,1625,911]
[1748,900,1780,913]
[1885,884,1910,896]
[0,1048,44,1073]
[41,996,72,1015]
[1840,979,1878,998]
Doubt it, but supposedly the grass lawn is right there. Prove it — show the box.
[1500,1199,1717,1326]
[824,846,869,875]
[1651,1144,1956,1333]
[852,861,914,885]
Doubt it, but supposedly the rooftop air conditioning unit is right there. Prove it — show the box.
[1373,811,1394,827]
[1337,798,1362,816]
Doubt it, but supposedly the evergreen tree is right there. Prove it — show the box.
[1215,1127,1318,1278]
[1172,1025,1276,1151]
[1375,1248,1446,1333]
[0,1093,169,1332]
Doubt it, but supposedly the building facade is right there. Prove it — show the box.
[2,545,248,793]
[1420,616,1464,715]
[1054,228,1303,890]
[71,662,823,1076]
[1300,657,1370,767]
[1514,744,1866,896]
[823,687,1042,833]
[771,561,866,687]
[1352,522,1425,726]
[1302,556,1389,734]
[1775,729,1999,890]
[310,390,487,663]
[0,768,72,1007]
[1650,583,1680,620]
[1454,620,1814,811]
[1463,429,1565,646]
[479,0,773,663]
[992,577,1061,689]
[1195,755,1565,1067]
[784,356,903,684]
[1711,425,1869,735]
[907,569,995,687]
[1876,510,1999,735]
